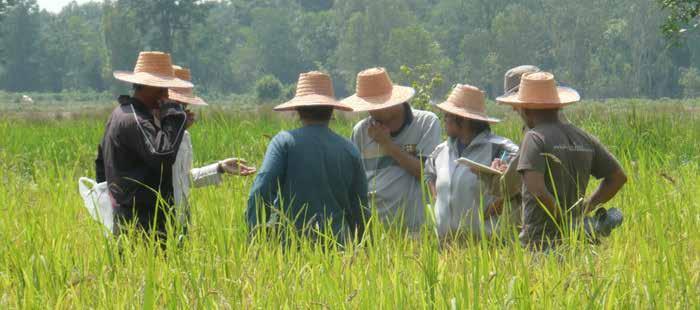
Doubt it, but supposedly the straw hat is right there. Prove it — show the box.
[273,71,352,111]
[113,51,193,89]
[504,65,540,94]
[169,65,207,106]
[341,67,415,112]
[437,84,500,123]
[496,72,580,109]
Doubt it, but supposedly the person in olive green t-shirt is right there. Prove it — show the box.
[496,72,627,250]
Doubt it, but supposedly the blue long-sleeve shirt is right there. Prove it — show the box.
[246,124,369,239]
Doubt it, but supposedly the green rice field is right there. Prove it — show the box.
[0,99,698,308]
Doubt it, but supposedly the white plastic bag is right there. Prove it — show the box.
[78,177,114,234]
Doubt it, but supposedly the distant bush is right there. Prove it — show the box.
[255,75,283,103]
[283,84,296,101]
[680,67,700,98]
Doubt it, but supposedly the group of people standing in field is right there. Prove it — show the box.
[94,51,627,251]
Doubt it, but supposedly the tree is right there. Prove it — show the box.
[297,0,333,11]
[1,0,40,92]
[102,0,143,93]
[251,8,305,84]
[0,0,16,21]
[255,75,283,102]
[334,0,413,93]
[296,11,338,71]
[124,0,209,53]
[382,25,448,74]
[659,0,700,38]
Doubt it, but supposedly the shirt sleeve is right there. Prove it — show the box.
[588,134,622,179]
[417,114,442,158]
[246,133,288,228]
[122,102,187,171]
[190,163,222,188]
[517,131,546,174]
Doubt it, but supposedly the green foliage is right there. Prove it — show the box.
[283,83,297,101]
[679,67,700,97]
[251,8,305,84]
[399,64,444,112]
[255,75,283,102]
[0,0,17,20]
[1,0,40,92]
[659,0,700,39]
[1,0,700,99]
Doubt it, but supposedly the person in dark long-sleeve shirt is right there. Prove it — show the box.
[95,51,192,237]
[247,71,369,242]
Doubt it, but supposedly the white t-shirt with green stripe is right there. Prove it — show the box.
[351,107,442,231]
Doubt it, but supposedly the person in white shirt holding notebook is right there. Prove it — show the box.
[424,84,518,241]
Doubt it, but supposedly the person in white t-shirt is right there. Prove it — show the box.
[424,84,519,240]
[342,68,441,232]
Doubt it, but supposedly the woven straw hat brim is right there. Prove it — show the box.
[273,94,352,112]
[436,101,500,123]
[168,89,207,106]
[113,71,193,89]
[496,86,580,109]
[341,85,415,112]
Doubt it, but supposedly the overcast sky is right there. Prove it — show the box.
[37,0,101,13]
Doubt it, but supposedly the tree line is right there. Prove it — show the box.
[1,0,699,100]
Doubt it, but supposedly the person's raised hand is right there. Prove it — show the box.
[368,121,391,146]
[219,158,257,176]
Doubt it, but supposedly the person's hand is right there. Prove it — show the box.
[185,109,196,129]
[219,158,257,176]
[491,158,508,173]
[368,121,392,146]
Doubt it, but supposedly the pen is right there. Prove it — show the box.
[499,151,509,163]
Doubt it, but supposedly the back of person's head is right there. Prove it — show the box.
[298,106,334,122]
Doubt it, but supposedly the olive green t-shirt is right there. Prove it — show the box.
[517,122,621,241]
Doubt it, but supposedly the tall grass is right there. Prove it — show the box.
[0,100,698,308]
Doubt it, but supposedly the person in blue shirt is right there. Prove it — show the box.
[247,71,369,243]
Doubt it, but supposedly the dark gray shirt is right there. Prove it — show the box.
[517,122,621,242]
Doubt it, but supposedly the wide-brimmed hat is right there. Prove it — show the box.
[169,66,207,106]
[341,67,415,112]
[273,71,352,112]
[504,65,540,94]
[113,51,193,89]
[437,84,500,123]
[496,72,580,109]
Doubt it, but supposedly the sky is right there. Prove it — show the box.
[37,0,101,13]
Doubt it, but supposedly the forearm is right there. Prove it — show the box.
[586,170,627,211]
[523,171,559,216]
[190,162,223,188]
[534,191,558,215]
[380,142,422,178]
